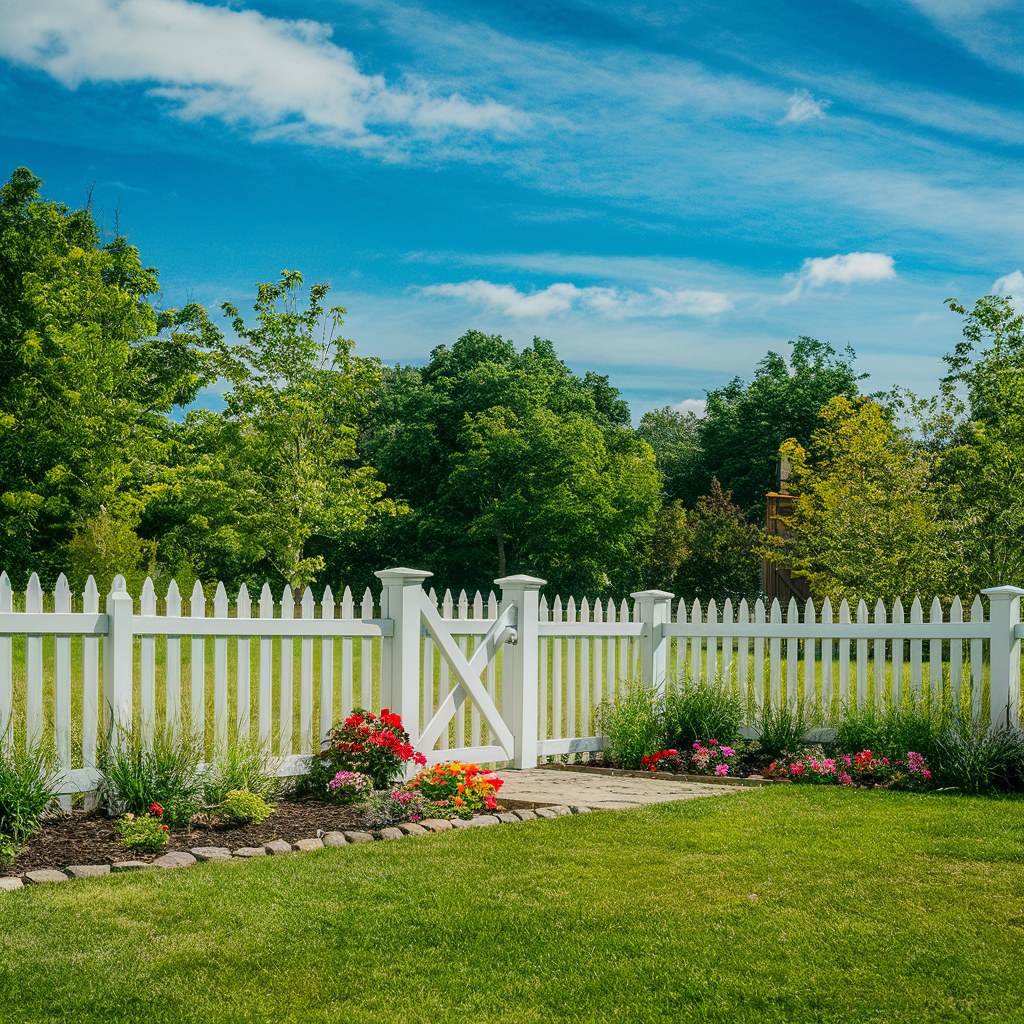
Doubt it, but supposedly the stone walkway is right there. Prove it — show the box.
[493,767,742,810]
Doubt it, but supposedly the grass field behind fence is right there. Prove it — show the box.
[2,787,1023,1024]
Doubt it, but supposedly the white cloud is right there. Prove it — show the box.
[0,0,526,153]
[780,88,831,124]
[992,270,1024,298]
[783,251,896,301]
[418,279,732,319]
[902,0,1024,75]
[672,398,707,417]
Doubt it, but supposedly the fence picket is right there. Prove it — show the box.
[690,600,703,686]
[970,595,984,721]
[950,596,963,711]
[214,582,229,751]
[769,598,781,707]
[803,597,816,709]
[591,598,603,726]
[552,595,563,740]
[25,574,43,749]
[0,573,10,754]
[873,599,886,707]
[892,597,904,708]
[165,580,181,743]
[140,577,157,747]
[54,575,72,795]
[486,591,498,744]
[619,598,630,685]
[361,588,374,713]
[605,599,616,702]
[440,590,453,748]
[539,594,550,744]
[279,586,294,755]
[821,597,833,720]
[258,583,273,751]
[708,598,719,687]
[837,599,851,709]
[237,584,251,742]
[910,597,923,701]
[722,598,734,693]
[856,599,868,709]
[786,597,798,705]
[737,599,749,712]
[471,590,483,747]
[929,597,943,702]
[190,581,206,746]
[299,587,315,754]
[753,600,765,715]
[567,596,578,738]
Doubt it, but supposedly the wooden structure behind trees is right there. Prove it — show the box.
[762,460,810,604]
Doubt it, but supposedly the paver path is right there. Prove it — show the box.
[494,768,741,810]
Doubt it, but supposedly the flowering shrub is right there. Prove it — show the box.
[326,771,373,804]
[310,708,427,795]
[640,739,740,777]
[361,788,429,828]
[115,808,170,852]
[406,762,504,817]
[763,748,933,789]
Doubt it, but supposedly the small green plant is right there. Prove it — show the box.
[115,807,170,852]
[214,790,274,825]
[596,684,663,769]
[325,771,373,804]
[360,789,428,828]
[661,680,744,751]
[204,739,278,805]
[98,725,205,829]
[0,741,61,854]
[755,700,814,760]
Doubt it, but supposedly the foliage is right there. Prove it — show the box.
[834,701,944,766]
[932,725,1024,794]
[661,681,744,752]
[754,699,815,759]
[326,771,374,804]
[356,330,658,595]
[98,726,205,829]
[214,790,274,826]
[635,406,703,503]
[767,396,950,604]
[406,762,504,815]
[672,480,762,604]
[304,709,426,793]
[203,739,278,806]
[0,742,60,847]
[360,788,428,828]
[595,684,663,769]
[114,809,170,852]
[640,739,741,776]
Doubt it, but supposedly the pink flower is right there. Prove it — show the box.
[715,764,729,776]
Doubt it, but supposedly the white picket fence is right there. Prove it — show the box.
[1,567,1022,799]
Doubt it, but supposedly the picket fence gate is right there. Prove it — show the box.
[1,567,1022,800]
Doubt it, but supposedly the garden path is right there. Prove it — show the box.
[493,768,742,810]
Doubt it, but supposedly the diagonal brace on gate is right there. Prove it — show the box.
[417,595,517,756]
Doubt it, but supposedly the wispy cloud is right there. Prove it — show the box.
[783,252,897,301]
[673,398,707,417]
[903,0,1024,75]
[780,88,831,124]
[418,279,732,319]
[0,0,527,155]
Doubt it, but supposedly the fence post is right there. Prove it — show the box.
[375,568,432,748]
[103,575,135,744]
[496,574,546,769]
[631,589,674,694]
[981,586,1024,733]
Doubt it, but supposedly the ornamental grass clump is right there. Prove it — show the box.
[596,684,663,769]
[115,804,170,852]
[662,682,744,752]
[406,762,504,817]
[0,742,61,863]
[304,709,427,796]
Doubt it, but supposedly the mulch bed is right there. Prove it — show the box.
[3,798,372,876]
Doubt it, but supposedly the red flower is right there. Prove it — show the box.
[149,803,163,817]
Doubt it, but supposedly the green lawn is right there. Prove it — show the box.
[2,787,1024,1024]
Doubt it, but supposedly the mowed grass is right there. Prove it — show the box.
[2,788,1024,1024]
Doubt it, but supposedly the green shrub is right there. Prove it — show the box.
[835,701,944,766]
[114,812,169,852]
[360,789,428,828]
[0,743,61,853]
[215,790,273,825]
[661,681,744,750]
[203,739,278,806]
[98,726,204,829]
[596,684,663,769]
[932,725,1024,794]
[755,700,814,759]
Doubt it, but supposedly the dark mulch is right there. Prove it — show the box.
[3,798,371,876]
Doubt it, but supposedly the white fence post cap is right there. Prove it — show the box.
[494,574,546,590]
[630,589,675,601]
[374,567,433,582]
[981,586,1024,598]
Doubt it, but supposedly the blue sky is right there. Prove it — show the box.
[1,0,1021,419]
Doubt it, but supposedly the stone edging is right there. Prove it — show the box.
[536,762,778,787]
[0,805,589,894]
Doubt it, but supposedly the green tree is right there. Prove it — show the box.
[635,406,702,502]
[674,337,867,516]
[0,167,218,586]
[768,396,950,605]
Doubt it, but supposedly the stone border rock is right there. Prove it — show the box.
[0,805,592,895]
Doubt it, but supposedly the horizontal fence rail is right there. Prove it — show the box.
[1,569,1022,801]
